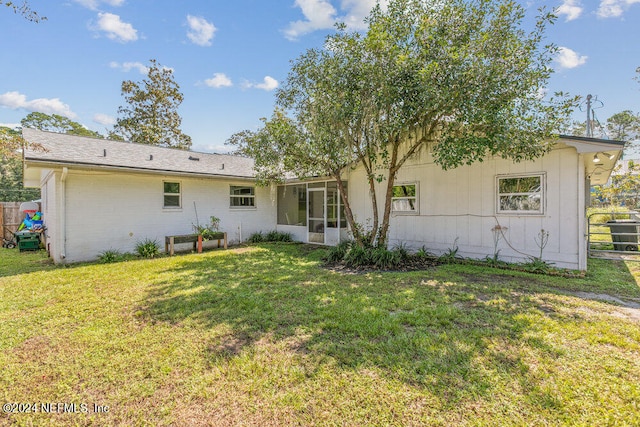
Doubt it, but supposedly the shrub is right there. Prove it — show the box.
[247,231,293,244]
[135,238,161,258]
[324,240,352,263]
[99,249,123,263]
[522,257,553,274]
[343,244,371,268]
[392,242,410,263]
[247,232,264,243]
[438,238,460,264]
[265,230,293,242]
[416,246,433,258]
[372,246,401,269]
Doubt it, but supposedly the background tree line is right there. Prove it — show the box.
[1,58,191,201]
[586,67,640,208]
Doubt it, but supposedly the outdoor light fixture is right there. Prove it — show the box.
[592,152,615,163]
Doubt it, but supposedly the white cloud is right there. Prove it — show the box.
[284,0,389,40]
[94,12,138,42]
[74,0,125,10]
[204,73,233,88]
[186,15,216,46]
[192,143,232,154]
[109,61,148,74]
[340,0,388,29]
[557,0,583,21]
[555,46,588,69]
[597,0,640,18]
[247,76,279,91]
[0,91,77,118]
[93,113,116,126]
[284,0,338,40]
[0,122,20,130]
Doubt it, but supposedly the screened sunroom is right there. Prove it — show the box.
[275,180,349,245]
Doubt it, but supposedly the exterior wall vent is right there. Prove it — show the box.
[188,156,200,161]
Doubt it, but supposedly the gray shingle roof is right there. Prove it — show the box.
[22,128,255,179]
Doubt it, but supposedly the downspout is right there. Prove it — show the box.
[60,167,68,261]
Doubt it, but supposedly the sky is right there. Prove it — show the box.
[0,0,639,154]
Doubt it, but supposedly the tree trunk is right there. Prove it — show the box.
[333,174,362,246]
[366,173,379,247]
[376,143,399,248]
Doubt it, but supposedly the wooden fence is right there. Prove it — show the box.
[1,202,25,241]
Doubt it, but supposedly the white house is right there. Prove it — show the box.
[22,128,276,264]
[23,128,623,270]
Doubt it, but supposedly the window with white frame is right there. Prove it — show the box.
[392,183,418,213]
[496,174,544,214]
[163,181,181,208]
[230,185,255,208]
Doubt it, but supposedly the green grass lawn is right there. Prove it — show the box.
[1,244,639,426]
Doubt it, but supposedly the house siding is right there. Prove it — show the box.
[346,145,583,269]
[39,170,61,262]
[47,169,275,263]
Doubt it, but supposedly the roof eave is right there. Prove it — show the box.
[23,158,256,181]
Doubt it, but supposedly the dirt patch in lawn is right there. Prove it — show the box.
[207,333,252,359]
[12,335,55,362]
[566,291,640,322]
[570,291,640,309]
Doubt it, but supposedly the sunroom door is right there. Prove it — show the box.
[307,187,326,244]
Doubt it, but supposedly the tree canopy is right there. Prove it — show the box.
[230,0,576,247]
[0,126,40,202]
[606,110,639,142]
[1,1,45,22]
[21,112,104,138]
[113,59,192,150]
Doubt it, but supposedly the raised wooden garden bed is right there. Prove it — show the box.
[164,232,227,256]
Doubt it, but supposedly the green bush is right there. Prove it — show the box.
[326,241,414,269]
[265,230,293,242]
[372,246,402,269]
[135,238,161,259]
[343,244,373,268]
[438,239,460,264]
[416,245,434,258]
[324,240,352,263]
[392,242,410,263]
[99,249,123,263]
[247,231,293,244]
[522,257,553,274]
[247,232,264,243]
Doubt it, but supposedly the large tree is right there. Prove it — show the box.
[21,112,104,138]
[600,161,640,208]
[230,0,576,247]
[0,126,22,159]
[0,127,40,202]
[606,110,639,142]
[1,111,97,202]
[113,59,192,150]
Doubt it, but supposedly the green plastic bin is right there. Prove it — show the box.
[15,231,41,252]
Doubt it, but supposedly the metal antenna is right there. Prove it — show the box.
[579,94,604,137]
